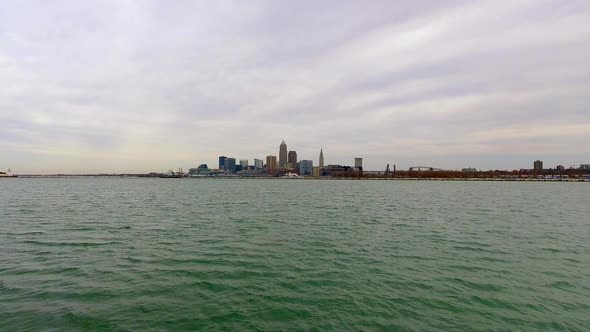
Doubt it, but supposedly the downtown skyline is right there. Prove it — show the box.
[1,1,590,174]
[218,140,322,175]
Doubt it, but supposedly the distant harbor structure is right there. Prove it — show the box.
[354,158,363,171]
[0,169,17,178]
[319,149,324,168]
[534,160,543,172]
[188,164,211,176]
[160,168,183,178]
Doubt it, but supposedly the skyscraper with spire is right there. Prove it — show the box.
[279,140,288,167]
[319,148,324,168]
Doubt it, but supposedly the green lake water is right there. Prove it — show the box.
[1,178,589,331]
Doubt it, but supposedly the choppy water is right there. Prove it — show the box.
[1,178,589,331]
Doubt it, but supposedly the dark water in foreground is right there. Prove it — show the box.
[1,178,589,331]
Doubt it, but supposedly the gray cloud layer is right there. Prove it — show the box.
[1,0,589,173]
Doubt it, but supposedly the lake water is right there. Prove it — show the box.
[1,178,589,331]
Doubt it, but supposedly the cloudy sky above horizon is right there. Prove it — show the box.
[1,0,589,173]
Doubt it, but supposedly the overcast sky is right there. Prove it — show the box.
[1,0,589,173]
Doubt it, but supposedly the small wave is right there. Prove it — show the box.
[2,231,47,235]
[446,277,506,292]
[539,247,562,253]
[546,280,579,293]
[22,240,120,247]
[452,245,492,253]
[51,227,98,232]
[63,311,118,330]
[470,295,520,311]
[478,256,510,263]
[447,264,492,272]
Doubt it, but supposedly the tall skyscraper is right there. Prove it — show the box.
[534,160,543,172]
[219,156,227,170]
[266,155,277,174]
[319,149,324,168]
[279,140,288,167]
[288,151,297,169]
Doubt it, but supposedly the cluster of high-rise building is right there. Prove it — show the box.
[186,145,589,179]
[192,140,330,177]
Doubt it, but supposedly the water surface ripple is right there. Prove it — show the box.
[1,179,589,331]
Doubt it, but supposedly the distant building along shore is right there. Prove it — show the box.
[161,143,589,181]
[5,145,590,181]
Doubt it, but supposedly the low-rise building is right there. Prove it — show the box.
[312,166,320,177]
[224,158,236,173]
[189,164,211,176]
[219,156,227,170]
[254,159,263,170]
[321,164,352,176]
[240,159,248,169]
[266,155,277,174]
[300,160,313,176]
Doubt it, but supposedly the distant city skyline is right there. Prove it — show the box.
[3,135,589,174]
[192,140,586,176]
[1,1,589,174]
